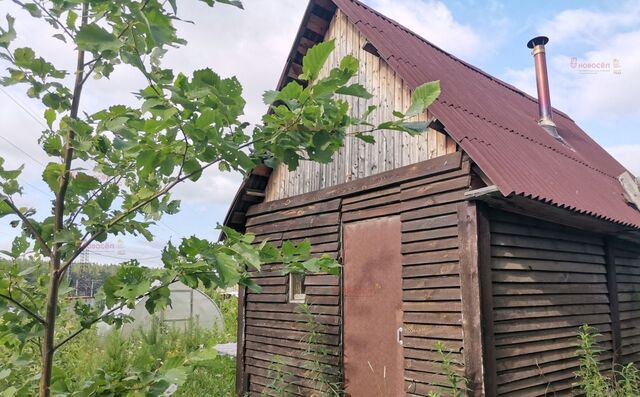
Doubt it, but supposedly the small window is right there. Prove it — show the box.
[289,273,306,303]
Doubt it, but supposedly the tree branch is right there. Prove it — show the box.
[65,172,127,227]
[53,277,179,351]
[79,0,151,87]
[0,293,46,324]
[32,0,75,42]
[57,139,254,277]
[2,197,53,257]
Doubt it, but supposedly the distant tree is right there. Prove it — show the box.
[0,0,439,395]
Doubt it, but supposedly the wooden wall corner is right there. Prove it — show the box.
[235,286,248,396]
[458,201,496,396]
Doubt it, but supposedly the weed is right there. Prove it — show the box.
[575,324,640,397]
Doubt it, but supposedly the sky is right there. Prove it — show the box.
[0,0,638,266]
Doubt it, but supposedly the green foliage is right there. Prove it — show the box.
[0,0,441,395]
[262,356,294,397]
[434,341,465,397]
[575,324,640,397]
[298,304,342,396]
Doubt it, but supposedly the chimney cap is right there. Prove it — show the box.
[527,36,549,49]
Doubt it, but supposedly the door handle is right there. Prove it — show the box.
[397,327,403,346]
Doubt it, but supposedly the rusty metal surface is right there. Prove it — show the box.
[332,0,640,229]
[343,216,403,397]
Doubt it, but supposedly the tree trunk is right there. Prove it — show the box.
[39,270,60,397]
[38,5,87,395]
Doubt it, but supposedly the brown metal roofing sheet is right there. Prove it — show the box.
[333,0,640,228]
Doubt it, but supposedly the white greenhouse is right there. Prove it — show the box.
[99,282,225,336]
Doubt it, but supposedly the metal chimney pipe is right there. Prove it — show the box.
[527,36,553,122]
[527,36,562,141]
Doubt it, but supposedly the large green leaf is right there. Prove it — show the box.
[300,39,335,82]
[0,14,16,49]
[336,83,373,99]
[405,80,441,118]
[42,162,64,192]
[76,23,121,53]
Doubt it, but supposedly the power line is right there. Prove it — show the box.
[157,219,180,235]
[85,249,161,262]
[0,135,46,166]
[0,86,48,130]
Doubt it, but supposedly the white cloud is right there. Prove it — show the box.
[173,170,243,205]
[0,1,307,260]
[366,0,483,60]
[503,4,640,122]
[607,144,640,176]
[538,2,640,46]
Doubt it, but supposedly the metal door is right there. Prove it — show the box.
[343,216,404,396]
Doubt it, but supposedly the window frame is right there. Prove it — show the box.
[288,273,306,303]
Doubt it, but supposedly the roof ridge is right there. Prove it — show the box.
[439,99,617,180]
[344,0,573,122]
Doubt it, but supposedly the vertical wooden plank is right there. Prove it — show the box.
[477,204,497,397]
[606,238,622,366]
[458,201,495,396]
[235,285,248,396]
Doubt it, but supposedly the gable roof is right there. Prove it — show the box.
[280,0,640,229]
[225,0,640,231]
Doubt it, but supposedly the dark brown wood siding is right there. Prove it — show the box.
[615,241,640,365]
[238,152,470,396]
[489,210,612,397]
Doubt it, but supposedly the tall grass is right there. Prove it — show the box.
[576,324,640,397]
[52,292,239,396]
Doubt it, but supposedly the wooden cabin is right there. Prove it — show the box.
[224,0,640,395]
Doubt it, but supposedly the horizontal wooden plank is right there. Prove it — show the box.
[246,198,341,227]
[493,283,608,295]
[400,159,470,190]
[494,324,611,347]
[491,233,604,256]
[245,341,339,365]
[403,301,462,313]
[245,333,339,355]
[493,303,611,321]
[245,318,339,335]
[403,249,459,265]
[341,185,400,205]
[401,190,466,212]
[403,336,464,350]
[492,246,605,264]
[249,152,462,215]
[404,324,463,339]
[246,325,340,345]
[341,202,401,222]
[492,270,607,284]
[248,212,339,235]
[402,213,458,232]
[490,218,603,246]
[246,302,339,315]
[493,293,609,308]
[402,262,459,278]
[400,175,470,202]
[403,275,460,290]
[245,310,340,326]
[492,257,606,274]
[341,191,400,212]
[403,288,461,301]
[401,202,459,222]
[281,225,339,240]
[404,312,462,325]
[246,293,288,303]
[402,226,458,243]
[494,313,611,334]
[402,237,458,254]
